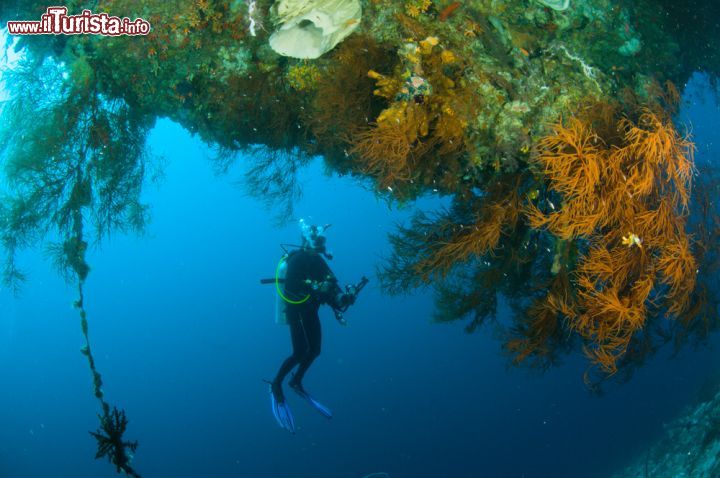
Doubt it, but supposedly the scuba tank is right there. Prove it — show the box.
[275,254,289,325]
[260,250,310,325]
[261,220,332,325]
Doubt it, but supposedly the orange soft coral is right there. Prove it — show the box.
[349,36,472,193]
[413,189,521,281]
[524,103,698,375]
[349,101,431,188]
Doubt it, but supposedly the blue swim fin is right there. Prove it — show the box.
[269,384,296,433]
[290,384,333,419]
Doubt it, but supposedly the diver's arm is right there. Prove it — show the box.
[315,259,355,321]
[319,274,353,312]
[331,292,354,322]
[324,276,367,325]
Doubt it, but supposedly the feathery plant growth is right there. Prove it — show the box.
[521,96,701,376]
[0,57,149,285]
[0,54,149,474]
[381,87,718,383]
[0,7,718,471]
[2,0,720,474]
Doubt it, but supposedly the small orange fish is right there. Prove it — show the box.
[439,1,461,21]
[344,18,359,27]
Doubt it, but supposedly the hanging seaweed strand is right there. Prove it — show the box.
[0,56,148,475]
[75,242,140,478]
[78,278,140,477]
[66,200,140,477]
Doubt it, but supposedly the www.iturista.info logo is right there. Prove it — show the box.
[7,6,151,36]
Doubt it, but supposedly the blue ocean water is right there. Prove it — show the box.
[0,75,718,478]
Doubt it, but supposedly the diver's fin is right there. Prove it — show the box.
[268,383,296,433]
[290,384,333,419]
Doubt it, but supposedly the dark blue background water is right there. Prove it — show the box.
[0,75,718,478]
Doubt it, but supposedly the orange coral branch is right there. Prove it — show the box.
[525,102,699,374]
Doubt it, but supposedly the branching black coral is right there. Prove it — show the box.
[235,145,310,224]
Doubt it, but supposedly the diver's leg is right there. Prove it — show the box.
[286,315,332,419]
[273,317,309,393]
[289,313,321,387]
[274,357,298,395]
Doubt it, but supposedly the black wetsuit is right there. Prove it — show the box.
[274,248,345,387]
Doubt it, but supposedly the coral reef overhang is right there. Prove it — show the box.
[1,0,719,381]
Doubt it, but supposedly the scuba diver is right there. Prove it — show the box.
[263,220,368,434]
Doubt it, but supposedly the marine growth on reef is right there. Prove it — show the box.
[1,0,719,407]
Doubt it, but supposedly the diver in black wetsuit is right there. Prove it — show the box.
[269,221,367,432]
